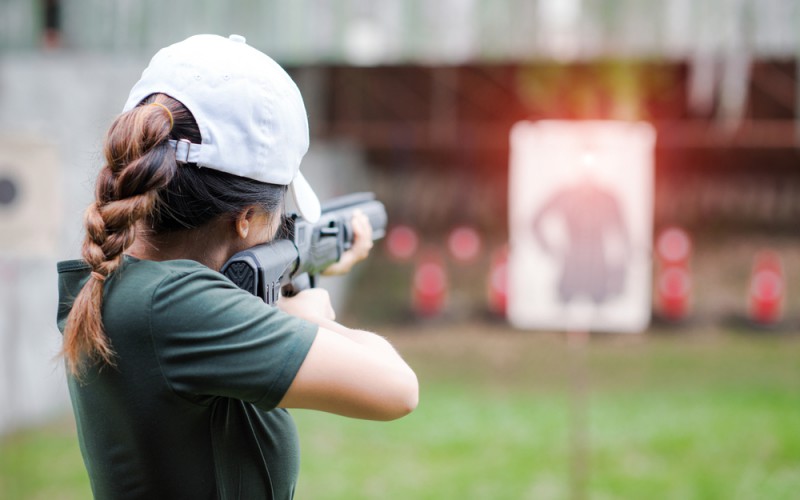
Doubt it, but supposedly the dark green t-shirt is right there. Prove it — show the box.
[56,256,318,500]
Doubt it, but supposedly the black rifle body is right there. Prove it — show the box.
[221,192,386,304]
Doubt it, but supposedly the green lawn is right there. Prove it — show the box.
[0,416,89,500]
[295,323,800,499]
[2,323,799,499]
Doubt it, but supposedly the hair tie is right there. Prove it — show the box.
[150,102,174,131]
[91,271,107,283]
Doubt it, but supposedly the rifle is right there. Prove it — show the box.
[221,192,387,304]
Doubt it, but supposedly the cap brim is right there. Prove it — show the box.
[289,171,321,223]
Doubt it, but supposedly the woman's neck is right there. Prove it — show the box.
[126,221,235,271]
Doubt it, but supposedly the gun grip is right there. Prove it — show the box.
[283,272,316,297]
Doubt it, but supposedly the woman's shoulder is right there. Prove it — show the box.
[68,256,260,333]
[57,256,235,301]
[122,257,244,301]
[57,255,214,276]
[122,255,209,274]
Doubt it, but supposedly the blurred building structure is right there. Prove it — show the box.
[3,0,798,63]
[2,1,799,230]
[0,0,799,433]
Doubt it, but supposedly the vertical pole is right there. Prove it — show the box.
[430,67,458,148]
[796,5,800,144]
[0,261,20,433]
[567,330,590,500]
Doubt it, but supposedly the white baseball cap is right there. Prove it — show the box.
[123,34,321,222]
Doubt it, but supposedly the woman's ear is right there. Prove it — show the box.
[235,208,256,239]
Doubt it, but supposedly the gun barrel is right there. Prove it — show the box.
[320,192,377,212]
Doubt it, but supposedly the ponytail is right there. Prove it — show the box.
[62,95,179,377]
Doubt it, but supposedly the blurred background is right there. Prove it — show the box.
[1,0,799,498]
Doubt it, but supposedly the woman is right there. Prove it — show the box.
[56,34,418,499]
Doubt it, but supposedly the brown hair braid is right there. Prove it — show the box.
[62,94,181,377]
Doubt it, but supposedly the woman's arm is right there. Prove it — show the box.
[277,290,418,421]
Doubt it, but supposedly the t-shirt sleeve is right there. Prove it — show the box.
[149,266,318,411]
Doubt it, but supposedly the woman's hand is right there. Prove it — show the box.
[277,288,336,322]
[322,210,374,276]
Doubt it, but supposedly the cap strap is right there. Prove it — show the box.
[169,139,202,164]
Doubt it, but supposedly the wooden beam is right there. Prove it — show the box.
[322,120,800,150]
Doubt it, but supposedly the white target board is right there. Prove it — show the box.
[0,137,61,259]
[508,121,654,333]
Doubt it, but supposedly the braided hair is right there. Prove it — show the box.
[62,94,286,377]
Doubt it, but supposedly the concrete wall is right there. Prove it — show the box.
[0,54,145,433]
[0,55,367,434]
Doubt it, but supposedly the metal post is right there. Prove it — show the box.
[796,4,800,144]
[430,67,458,148]
[567,330,590,500]
[0,260,20,433]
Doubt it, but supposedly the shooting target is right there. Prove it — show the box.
[0,137,61,258]
[508,121,654,333]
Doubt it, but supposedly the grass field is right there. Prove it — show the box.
[2,321,798,499]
